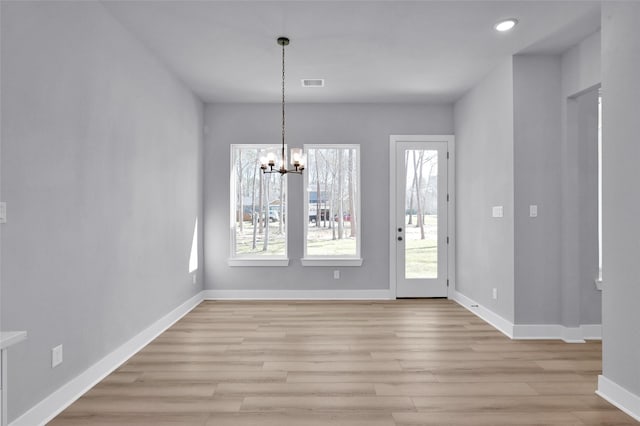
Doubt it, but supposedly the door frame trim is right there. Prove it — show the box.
[389,135,455,299]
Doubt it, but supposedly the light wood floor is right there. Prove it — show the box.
[51,300,637,425]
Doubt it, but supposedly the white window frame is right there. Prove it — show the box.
[228,144,289,267]
[301,144,363,267]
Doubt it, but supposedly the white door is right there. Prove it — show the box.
[392,137,450,297]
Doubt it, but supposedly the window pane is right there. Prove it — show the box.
[305,146,359,257]
[232,145,287,257]
[404,149,438,279]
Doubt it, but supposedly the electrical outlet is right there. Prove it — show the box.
[333,270,340,280]
[492,288,498,300]
[492,206,503,218]
[52,344,63,368]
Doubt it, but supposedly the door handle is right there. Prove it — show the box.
[398,227,403,232]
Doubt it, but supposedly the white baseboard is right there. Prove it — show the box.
[512,323,601,342]
[513,324,575,341]
[450,290,601,342]
[449,290,514,338]
[597,375,640,422]
[10,288,605,425]
[202,289,393,300]
[580,324,602,340]
[10,291,204,426]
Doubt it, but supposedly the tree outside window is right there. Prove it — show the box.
[230,145,287,258]
[304,145,360,259]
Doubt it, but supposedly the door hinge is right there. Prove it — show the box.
[446,236,449,244]
[446,151,450,160]
[447,279,449,287]
[447,193,449,202]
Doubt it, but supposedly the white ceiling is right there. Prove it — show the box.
[102,1,601,104]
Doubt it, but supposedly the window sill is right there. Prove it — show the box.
[227,258,290,267]
[300,258,363,267]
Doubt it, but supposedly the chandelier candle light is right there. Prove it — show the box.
[260,37,305,175]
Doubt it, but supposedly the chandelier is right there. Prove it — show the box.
[260,37,305,175]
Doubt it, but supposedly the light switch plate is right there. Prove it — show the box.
[52,344,63,368]
[529,205,538,217]
[0,202,6,223]
[492,206,503,218]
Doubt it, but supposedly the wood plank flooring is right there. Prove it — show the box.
[50,300,637,425]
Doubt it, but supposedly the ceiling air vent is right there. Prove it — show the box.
[301,79,324,88]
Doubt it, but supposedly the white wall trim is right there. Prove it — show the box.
[563,326,586,343]
[580,324,602,340]
[450,290,514,338]
[303,144,362,262]
[300,258,363,267]
[512,324,601,342]
[389,136,397,299]
[203,289,392,300]
[229,144,291,263]
[450,290,601,342]
[10,292,204,426]
[597,375,640,422]
[227,258,290,267]
[447,138,456,299]
[389,135,456,299]
[9,288,604,426]
[513,325,577,342]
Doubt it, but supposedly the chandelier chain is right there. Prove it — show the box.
[260,37,303,175]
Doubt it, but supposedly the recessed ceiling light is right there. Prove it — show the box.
[302,79,324,88]
[494,18,518,32]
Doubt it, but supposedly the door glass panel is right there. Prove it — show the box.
[404,150,438,279]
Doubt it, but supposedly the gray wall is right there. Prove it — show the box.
[453,59,515,322]
[0,2,203,421]
[574,89,600,326]
[561,31,601,99]
[455,46,601,327]
[560,31,602,327]
[511,52,600,327]
[204,103,453,291]
[601,1,640,399]
[513,55,563,325]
